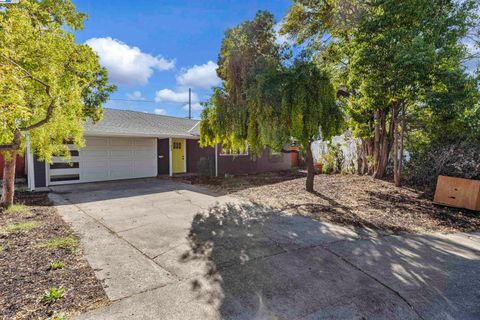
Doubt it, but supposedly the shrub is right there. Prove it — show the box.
[197,157,215,177]
[319,143,344,174]
[0,220,40,235]
[41,287,65,303]
[405,140,480,193]
[49,261,65,270]
[36,236,78,253]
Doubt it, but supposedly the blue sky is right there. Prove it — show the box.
[73,0,292,119]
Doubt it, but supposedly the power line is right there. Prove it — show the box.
[109,98,157,103]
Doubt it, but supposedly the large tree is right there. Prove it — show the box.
[200,11,343,192]
[283,0,480,186]
[0,0,115,207]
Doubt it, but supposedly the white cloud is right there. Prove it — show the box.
[182,102,203,111]
[126,91,146,100]
[154,89,198,103]
[176,61,221,89]
[86,37,175,86]
[153,108,167,115]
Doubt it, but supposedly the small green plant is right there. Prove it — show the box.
[36,236,78,252]
[3,204,29,215]
[49,261,65,270]
[319,143,345,174]
[41,287,65,303]
[14,186,28,193]
[197,157,215,177]
[0,220,40,235]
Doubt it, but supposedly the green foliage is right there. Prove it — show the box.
[0,220,40,235]
[197,157,215,177]
[283,0,480,179]
[41,287,65,303]
[319,144,344,174]
[36,236,78,252]
[200,11,285,155]
[49,261,65,270]
[0,0,115,162]
[201,11,343,162]
[405,140,480,192]
[2,203,29,214]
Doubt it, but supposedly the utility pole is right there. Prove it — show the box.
[188,88,192,119]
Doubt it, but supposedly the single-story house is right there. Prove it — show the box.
[26,108,292,190]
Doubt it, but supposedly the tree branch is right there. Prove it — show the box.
[0,53,56,132]
[0,53,51,95]
[19,99,55,131]
[0,131,22,151]
[337,89,350,97]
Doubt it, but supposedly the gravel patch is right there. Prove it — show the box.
[0,192,108,320]
[189,172,479,234]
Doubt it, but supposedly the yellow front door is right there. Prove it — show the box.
[172,138,185,173]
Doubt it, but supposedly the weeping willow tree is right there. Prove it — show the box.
[200,11,343,192]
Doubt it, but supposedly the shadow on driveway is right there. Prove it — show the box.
[181,202,480,320]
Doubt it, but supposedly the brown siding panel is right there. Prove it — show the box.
[0,154,25,178]
[218,147,291,176]
[186,140,215,174]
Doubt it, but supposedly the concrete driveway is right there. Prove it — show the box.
[50,178,480,320]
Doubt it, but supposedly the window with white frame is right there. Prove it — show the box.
[219,145,249,156]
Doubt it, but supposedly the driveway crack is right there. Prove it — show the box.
[321,245,426,320]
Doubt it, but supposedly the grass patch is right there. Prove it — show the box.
[48,261,65,270]
[0,245,3,253]
[0,220,40,235]
[41,287,65,303]
[36,236,78,252]
[3,204,29,215]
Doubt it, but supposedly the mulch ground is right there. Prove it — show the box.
[0,192,108,320]
[183,171,480,234]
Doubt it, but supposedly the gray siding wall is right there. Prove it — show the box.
[157,138,170,175]
[34,156,46,188]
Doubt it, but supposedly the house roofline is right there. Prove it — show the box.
[84,131,199,139]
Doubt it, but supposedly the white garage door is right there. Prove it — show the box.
[48,136,157,185]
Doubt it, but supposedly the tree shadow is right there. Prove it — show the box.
[178,201,480,319]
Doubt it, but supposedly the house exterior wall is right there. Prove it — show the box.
[157,138,170,175]
[34,156,46,188]
[217,147,291,176]
[0,154,25,177]
[186,139,215,174]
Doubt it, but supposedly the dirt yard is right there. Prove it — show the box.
[184,171,480,234]
[0,192,108,320]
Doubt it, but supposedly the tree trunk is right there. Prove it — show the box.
[360,138,374,175]
[373,107,394,179]
[394,105,405,187]
[1,149,17,208]
[393,102,400,187]
[305,141,315,193]
[373,109,388,179]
